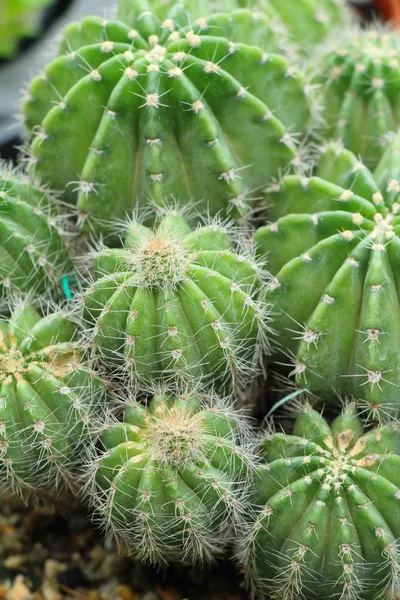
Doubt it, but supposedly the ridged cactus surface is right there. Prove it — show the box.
[90,391,253,564]
[24,0,311,230]
[241,404,400,600]
[0,303,107,500]
[315,28,400,168]
[83,212,269,395]
[0,163,73,301]
[0,0,52,58]
[256,135,400,420]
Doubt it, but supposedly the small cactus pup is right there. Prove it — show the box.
[314,27,400,168]
[255,134,400,421]
[90,390,255,564]
[0,162,73,302]
[240,402,400,600]
[82,211,270,397]
[24,0,312,232]
[0,0,52,59]
[0,302,108,501]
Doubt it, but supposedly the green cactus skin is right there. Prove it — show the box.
[0,163,73,301]
[314,28,400,169]
[24,0,312,232]
[82,211,270,396]
[0,0,52,59]
[90,390,254,564]
[255,134,400,421]
[0,302,108,501]
[241,403,400,600]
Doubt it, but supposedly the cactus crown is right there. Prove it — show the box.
[89,390,255,564]
[315,27,400,167]
[256,134,400,420]
[241,402,400,600]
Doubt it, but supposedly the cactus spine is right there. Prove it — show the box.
[255,135,400,420]
[314,27,400,168]
[0,162,73,302]
[83,211,270,396]
[241,403,400,600]
[0,0,52,59]
[0,302,107,501]
[89,390,254,564]
[24,0,311,231]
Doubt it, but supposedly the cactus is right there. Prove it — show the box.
[0,302,107,501]
[0,162,73,302]
[24,0,312,232]
[82,211,270,396]
[240,403,400,600]
[314,27,400,168]
[89,390,254,564]
[255,134,400,421]
[0,0,52,59]
[119,0,348,51]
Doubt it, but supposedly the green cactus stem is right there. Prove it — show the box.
[0,162,73,302]
[314,27,400,168]
[0,0,52,59]
[255,134,400,421]
[24,0,312,232]
[89,390,254,564]
[241,403,400,600]
[0,302,108,501]
[82,211,270,396]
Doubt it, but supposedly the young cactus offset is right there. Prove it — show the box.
[241,403,400,600]
[90,390,254,564]
[0,162,73,302]
[0,0,52,59]
[24,0,312,231]
[0,302,107,501]
[314,27,400,168]
[255,135,400,421]
[83,211,270,396]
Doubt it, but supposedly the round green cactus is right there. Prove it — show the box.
[255,134,400,421]
[0,302,108,501]
[241,403,400,600]
[24,0,312,232]
[89,390,254,564]
[314,28,400,168]
[0,0,53,59]
[0,162,73,302]
[82,211,270,395]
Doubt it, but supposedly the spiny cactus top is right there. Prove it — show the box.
[24,0,311,231]
[255,135,400,421]
[0,0,52,58]
[0,303,107,501]
[90,391,254,564]
[241,404,400,600]
[0,163,73,301]
[83,212,270,396]
[314,28,400,168]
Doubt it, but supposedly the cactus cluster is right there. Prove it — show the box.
[2,0,400,597]
[0,0,53,59]
[24,0,312,231]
